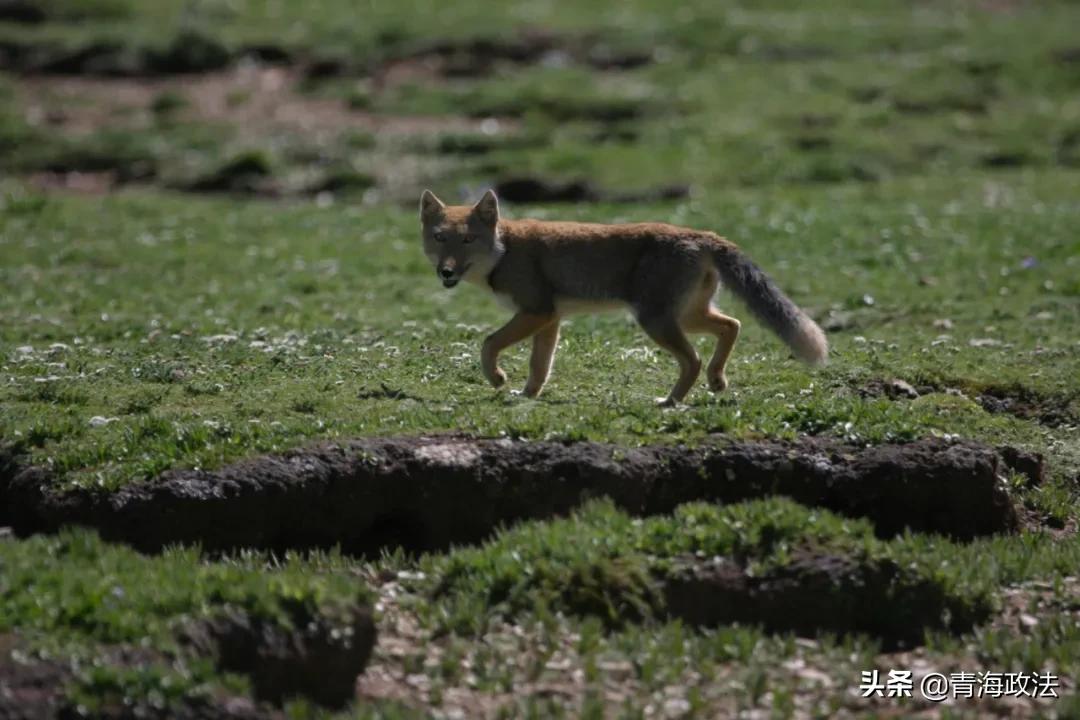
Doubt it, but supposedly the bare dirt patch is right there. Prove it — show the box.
[992,575,1080,643]
[354,559,1004,719]
[664,550,984,650]
[1053,46,1080,66]
[856,576,1080,718]
[893,96,988,115]
[356,578,675,718]
[10,61,517,199]
[0,443,19,527]
[0,30,233,76]
[860,377,1078,429]
[13,62,489,143]
[0,1,44,24]
[493,176,690,204]
[28,170,116,194]
[975,385,1078,428]
[360,30,653,87]
[0,636,67,720]
[0,596,375,714]
[4,435,1020,554]
[0,634,281,720]
[183,607,376,709]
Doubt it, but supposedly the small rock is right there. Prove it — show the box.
[663,697,692,717]
[414,443,481,468]
[823,310,855,332]
[969,337,1002,348]
[88,416,119,427]
[886,379,919,399]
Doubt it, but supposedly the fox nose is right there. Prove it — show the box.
[439,267,456,279]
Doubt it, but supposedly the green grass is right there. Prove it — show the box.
[0,529,372,714]
[421,499,986,635]
[1,173,1077,490]
[1,532,370,646]
[4,1,1080,199]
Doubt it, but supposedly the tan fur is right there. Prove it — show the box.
[419,189,827,405]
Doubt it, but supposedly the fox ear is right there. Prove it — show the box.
[420,189,445,222]
[473,188,499,226]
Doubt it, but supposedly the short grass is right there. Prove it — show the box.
[0,529,372,715]
[422,498,996,636]
[4,1,1080,199]
[289,500,1080,718]
[3,0,1080,716]
[2,173,1078,492]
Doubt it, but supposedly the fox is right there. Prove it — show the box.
[419,188,827,406]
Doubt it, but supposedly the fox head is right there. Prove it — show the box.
[419,189,504,288]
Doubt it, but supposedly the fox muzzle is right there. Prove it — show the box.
[438,266,460,288]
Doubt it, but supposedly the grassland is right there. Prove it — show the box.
[2,0,1080,717]
[2,175,1077,492]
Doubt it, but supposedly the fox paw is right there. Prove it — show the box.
[488,368,508,389]
[522,383,543,399]
[708,373,729,393]
[655,396,682,408]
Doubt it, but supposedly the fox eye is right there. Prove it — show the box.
[463,235,475,244]
[433,232,448,243]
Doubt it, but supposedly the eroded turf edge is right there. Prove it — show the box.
[3,435,1021,554]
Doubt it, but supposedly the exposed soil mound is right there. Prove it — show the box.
[184,607,376,708]
[494,176,690,204]
[975,385,1078,428]
[374,30,654,80]
[860,377,1078,429]
[4,436,1019,554]
[664,550,984,650]
[182,151,275,195]
[0,30,230,76]
[0,643,67,720]
[0,636,280,719]
[0,0,44,24]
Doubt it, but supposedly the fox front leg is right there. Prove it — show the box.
[481,312,557,390]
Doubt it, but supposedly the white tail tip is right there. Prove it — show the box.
[793,315,829,366]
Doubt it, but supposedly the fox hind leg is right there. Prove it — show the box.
[680,272,741,392]
[630,253,706,405]
[524,320,560,398]
[684,306,740,392]
[637,312,701,406]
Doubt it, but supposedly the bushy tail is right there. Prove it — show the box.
[710,242,828,365]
